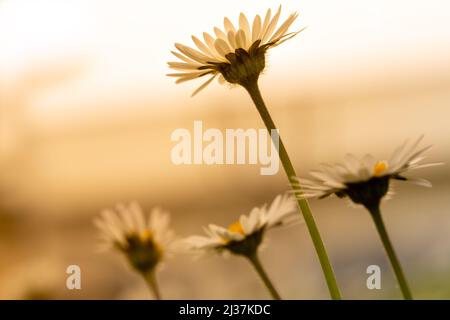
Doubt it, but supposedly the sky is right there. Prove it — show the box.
[0,0,446,232]
[1,0,450,122]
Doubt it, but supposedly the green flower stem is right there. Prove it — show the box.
[369,206,413,300]
[143,270,162,300]
[248,253,282,300]
[243,80,341,300]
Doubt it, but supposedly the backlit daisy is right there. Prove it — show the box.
[94,202,175,299]
[184,194,297,300]
[292,136,442,211]
[168,6,301,95]
[184,194,297,256]
[292,136,442,300]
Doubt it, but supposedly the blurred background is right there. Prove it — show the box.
[0,0,449,299]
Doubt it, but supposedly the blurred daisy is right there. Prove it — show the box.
[168,6,302,95]
[184,194,298,299]
[293,136,442,300]
[94,202,175,299]
[292,136,442,211]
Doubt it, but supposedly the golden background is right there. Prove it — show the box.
[0,0,449,299]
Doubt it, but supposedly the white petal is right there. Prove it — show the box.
[227,31,237,50]
[246,208,262,234]
[406,177,433,187]
[116,205,135,232]
[252,15,262,43]
[344,154,361,175]
[203,32,220,57]
[175,43,210,64]
[261,5,281,44]
[214,27,228,42]
[235,29,247,49]
[239,215,251,235]
[191,35,215,58]
[100,210,125,244]
[167,71,206,78]
[168,61,202,71]
[175,71,212,84]
[130,202,146,235]
[214,38,232,58]
[224,17,236,33]
[271,29,303,47]
[239,13,251,48]
[269,13,298,43]
[266,194,297,228]
[192,74,217,96]
[260,8,272,40]
[171,51,201,65]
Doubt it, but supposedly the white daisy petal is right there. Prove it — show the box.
[175,43,211,64]
[252,15,262,43]
[192,74,217,97]
[214,27,228,42]
[235,29,247,49]
[269,13,298,43]
[227,31,237,50]
[170,51,201,65]
[260,8,272,40]
[175,71,212,84]
[406,177,432,187]
[203,32,220,56]
[214,38,232,58]
[224,17,236,33]
[239,13,251,47]
[261,5,282,43]
[167,61,202,71]
[191,35,216,57]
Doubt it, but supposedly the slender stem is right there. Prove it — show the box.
[143,270,162,300]
[248,253,282,300]
[369,206,413,300]
[243,80,341,300]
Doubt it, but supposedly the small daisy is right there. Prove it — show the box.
[292,136,442,211]
[184,194,298,300]
[292,136,442,300]
[94,202,175,299]
[168,5,302,95]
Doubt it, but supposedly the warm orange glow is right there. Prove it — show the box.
[0,0,449,300]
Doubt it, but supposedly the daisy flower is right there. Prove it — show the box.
[184,194,297,300]
[168,6,342,299]
[168,5,302,95]
[292,136,442,300]
[292,136,442,211]
[94,202,175,299]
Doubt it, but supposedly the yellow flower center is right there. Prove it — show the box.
[140,230,153,242]
[228,221,245,235]
[374,161,388,177]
